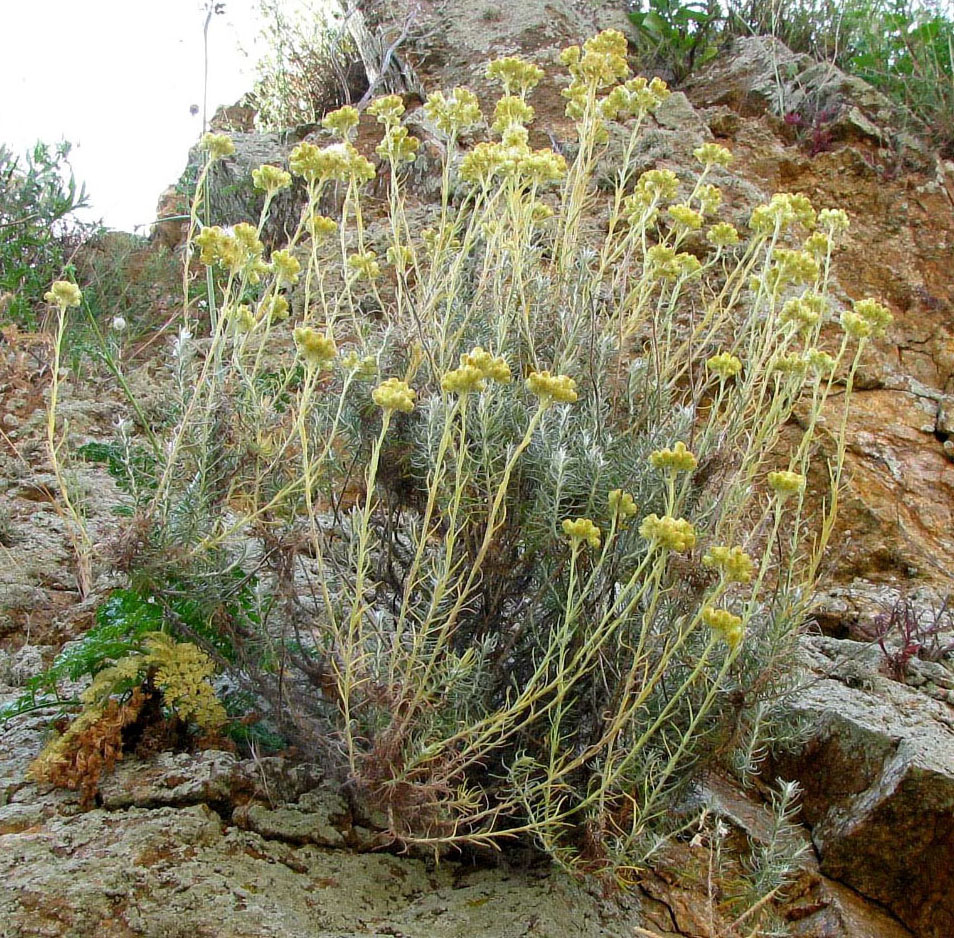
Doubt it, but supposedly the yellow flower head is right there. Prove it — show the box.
[373,377,416,413]
[706,352,742,379]
[702,606,744,647]
[806,348,835,375]
[818,207,850,234]
[366,94,406,126]
[252,164,292,194]
[668,203,704,231]
[702,545,754,583]
[608,489,638,521]
[696,184,722,216]
[650,441,698,473]
[202,133,235,160]
[852,298,893,339]
[487,56,545,96]
[44,280,82,309]
[562,517,602,550]
[771,352,809,375]
[294,327,337,367]
[767,470,806,498]
[231,304,257,334]
[271,249,301,286]
[694,142,733,168]
[707,222,740,249]
[526,370,578,405]
[461,347,511,383]
[347,251,381,280]
[424,88,483,136]
[492,95,536,133]
[290,141,374,184]
[307,214,338,240]
[263,294,289,322]
[322,105,360,139]
[442,365,486,395]
[639,514,696,552]
[376,125,420,164]
[386,244,414,270]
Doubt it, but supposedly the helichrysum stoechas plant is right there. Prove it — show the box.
[63,29,890,879]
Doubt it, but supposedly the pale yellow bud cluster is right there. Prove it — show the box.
[780,294,826,331]
[271,249,300,286]
[307,215,338,241]
[803,231,831,259]
[702,545,754,583]
[230,304,257,334]
[377,126,420,164]
[706,352,743,379]
[771,352,809,375]
[462,347,511,383]
[702,606,744,648]
[486,56,545,96]
[695,184,722,216]
[526,370,578,404]
[194,224,265,276]
[44,280,82,309]
[562,517,602,549]
[694,142,733,167]
[806,348,835,374]
[347,251,381,280]
[749,193,816,234]
[650,441,698,472]
[646,245,700,281]
[492,96,535,132]
[608,489,638,521]
[366,94,406,126]
[560,30,630,91]
[201,133,235,160]
[373,377,416,413]
[252,164,292,194]
[599,76,670,120]
[386,245,414,269]
[818,207,850,233]
[668,203,704,231]
[767,470,806,498]
[850,298,893,339]
[322,105,360,140]
[639,514,696,552]
[769,248,820,288]
[707,222,740,248]
[289,141,375,184]
[294,327,337,368]
[424,88,483,136]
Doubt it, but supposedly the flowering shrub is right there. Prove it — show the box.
[43,31,890,878]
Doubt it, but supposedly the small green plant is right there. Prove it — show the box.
[629,0,723,81]
[0,140,94,326]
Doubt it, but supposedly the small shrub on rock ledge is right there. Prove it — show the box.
[28,30,892,884]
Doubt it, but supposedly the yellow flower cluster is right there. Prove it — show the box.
[526,370,578,404]
[803,231,831,259]
[767,470,806,498]
[562,517,602,549]
[290,141,375,184]
[366,94,406,126]
[387,244,414,269]
[706,352,743,379]
[229,304,257,334]
[492,95,535,132]
[441,346,510,395]
[347,251,381,280]
[424,88,483,136]
[486,56,545,96]
[148,632,227,732]
[373,377,416,413]
[322,105,360,139]
[694,142,733,167]
[252,164,292,193]
[632,168,680,206]
[769,248,820,288]
[264,295,289,322]
[646,245,700,281]
[377,126,420,164]
[702,606,744,648]
[818,207,850,233]
[702,545,754,583]
[194,224,267,278]
[608,488,638,521]
[271,249,300,286]
[600,75,670,121]
[650,441,698,472]
[201,133,235,160]
[44,280,82,309]
[307,214,338,241]
[806,348,835,374]
[771,352,809,375]
[749,193,816,234]
[459,139,566,187]
[695,184,722,216]
[639,514,697,552]
[294,327,337,368]
[841,298,892,340]
[780,294,826,331]
[560,29,630,92]
[668,203,704,230]
[707,221,740,248]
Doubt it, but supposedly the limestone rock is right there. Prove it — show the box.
[775,636,954,938]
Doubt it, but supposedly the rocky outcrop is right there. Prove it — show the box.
[774,636,954,938]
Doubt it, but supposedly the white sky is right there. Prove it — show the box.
[2,0,267,233]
